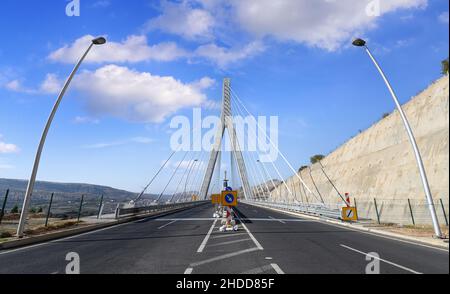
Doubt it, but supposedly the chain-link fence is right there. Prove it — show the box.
[0,189,124,236]
[354,197,449,226]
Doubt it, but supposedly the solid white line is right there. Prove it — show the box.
[269,216,286,224]
[190,247,260,267]
[211,233,247,239]
[233,209,264,250]
[246,202,449,253]
[340,244,423,274]
[157,220,178,229]
[271,263,285,274]
[155,218,216,221]
[0,219,140,256]
[184,268,193,274]
[197,219,217,253]
[207,238,252,247]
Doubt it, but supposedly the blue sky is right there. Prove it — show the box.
[0,0,448,193]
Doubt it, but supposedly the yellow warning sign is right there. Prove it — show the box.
[342,207,358,221]
[221,191,238,207]
[211,194,221,204]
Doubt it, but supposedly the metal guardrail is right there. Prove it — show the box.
[115,201,209,219]
[243,200,342,220]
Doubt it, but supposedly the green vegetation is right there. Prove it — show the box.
[382,112,390,119]
[298,166,308,173]
[10,205,19,214]
[0,231,12,239]
[442,58,449,75]
[310,155,325,164]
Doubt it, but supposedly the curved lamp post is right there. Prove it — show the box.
[16,37,107,238]
[352,38,443,238]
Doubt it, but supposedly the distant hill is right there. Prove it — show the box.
[0,178,139,199]
[0,178,161,212]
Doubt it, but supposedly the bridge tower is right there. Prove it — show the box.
[199,78,253,200]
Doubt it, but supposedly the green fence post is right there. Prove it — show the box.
[440,199,448,227]
[45,193,54,227]
[77,195,85,223]
[0,189,10,225]
[97,194,104,219]
[407,199,415,226]
[374,198,381,225]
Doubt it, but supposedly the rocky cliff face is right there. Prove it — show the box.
[273,77,449,225]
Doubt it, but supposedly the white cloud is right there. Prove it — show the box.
[195,41,265,68]
[145,1,215,40]
[73,116,100,124]
[48,35,188,64]
[4,80,24,92]
[0,164,14,170]
[229,0,428,51]
[439,11,449,24]
[2,74,62,95]
[82,137,154,149]
[40,73,63,94]
[0,135,19,154]
[73,64,214,123]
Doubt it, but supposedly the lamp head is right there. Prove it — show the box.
[92,37,107,45]
[352,38,366,47]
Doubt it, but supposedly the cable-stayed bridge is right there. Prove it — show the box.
[0,79,448,275]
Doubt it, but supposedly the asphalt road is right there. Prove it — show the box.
[0,202,448,274]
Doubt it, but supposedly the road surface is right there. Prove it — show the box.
[0,203,448,274]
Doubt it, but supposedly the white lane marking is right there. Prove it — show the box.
[271,263,285,274]
[207,238,252,248]
[233,210,264,250]
[340,244,423,274]
[157,220,178,230]
[241,265,274,274]
[155,218,216,221]
[190,247,260,267]
[197,219,218,253]
[0,207,206,256]
[155,218,312,222]
[211,233,247,239]
[0,220,139,256]
[269,216,286,224]
[184,268,193,274]
[245,202,449,253]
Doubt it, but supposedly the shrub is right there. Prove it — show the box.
[0,231,12,239]
[10,205,19,214]
[310,155,325,164]
[442,58,449,75]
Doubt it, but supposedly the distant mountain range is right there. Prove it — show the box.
[0,178,161,211]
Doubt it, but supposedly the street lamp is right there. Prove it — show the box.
[352,38,443,238]
[16,37,107,238]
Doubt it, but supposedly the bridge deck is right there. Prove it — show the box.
[0,203,447,274]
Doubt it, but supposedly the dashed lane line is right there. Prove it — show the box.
[340,244,422,274]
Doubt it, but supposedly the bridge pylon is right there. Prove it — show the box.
[199,78,253,200]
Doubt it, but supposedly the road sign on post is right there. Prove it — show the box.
[211,194,221,204]
[221,191,238,207]
[342,207,358,221]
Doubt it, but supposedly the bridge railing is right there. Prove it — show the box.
[115,201,208,219]
[243,200,342,220]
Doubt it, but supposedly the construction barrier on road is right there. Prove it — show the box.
[211,194,221,205]
[221,191,238,207]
